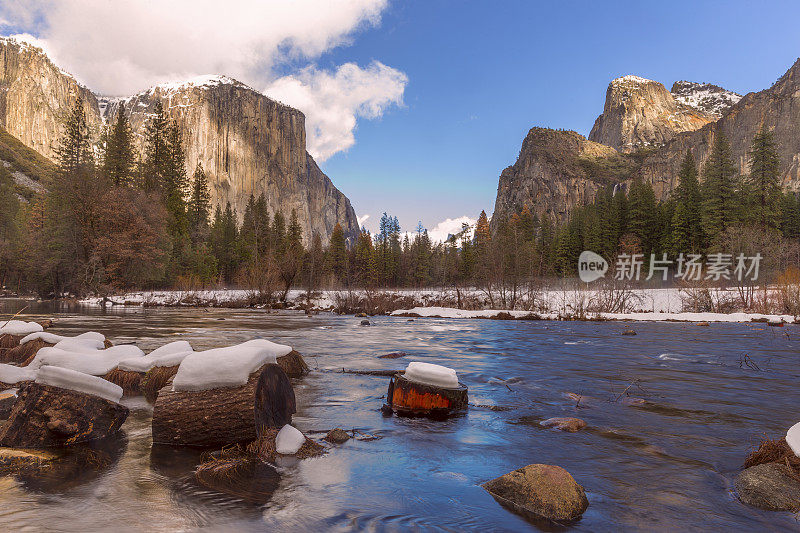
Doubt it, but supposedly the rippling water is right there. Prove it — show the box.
[1,299,798,531]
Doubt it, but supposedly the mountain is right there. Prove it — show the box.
[0,37,359,242]
[588,75,715,152]
[494,60,800,225]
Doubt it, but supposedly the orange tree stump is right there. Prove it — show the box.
[384,373,468,419]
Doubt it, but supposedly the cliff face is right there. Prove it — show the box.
[640,59,800,194]
[492,127,624,225]
[495,60,800,225]
[0,39,358,243]
[0,38,101,159]
[101,76,359,241]
[588,75,715,152]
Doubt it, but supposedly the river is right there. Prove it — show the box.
[0,300,798,531]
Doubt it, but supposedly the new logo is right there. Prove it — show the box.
[578,251,608,283]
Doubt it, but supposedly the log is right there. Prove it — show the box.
[2,338,51,364]
[102,368,142,396]
[151,363,295,448]
[140,365,180,403]
[0,334,23,361]
[276,349,310,377]
[0,382,129,448]
[384,373,468,419]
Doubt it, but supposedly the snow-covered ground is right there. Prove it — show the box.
[77,286,797,324]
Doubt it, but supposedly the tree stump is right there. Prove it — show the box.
[151,363,295,448]
[384,373,468,418]
[0,382,129,448]
[276,350,310,378]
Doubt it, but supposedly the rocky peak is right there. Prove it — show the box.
[670,81,741,118]
[589,74,715,153]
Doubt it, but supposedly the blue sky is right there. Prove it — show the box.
[317,0,800,234]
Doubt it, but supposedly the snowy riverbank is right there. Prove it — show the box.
[76,287,798,324]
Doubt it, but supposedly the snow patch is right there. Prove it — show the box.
[0,320,43,336]
[275,424,305,454]
[35,366,122,403]
[403,362,459,389]
[171,340,290,392]
[787,422,800,458]
[0,363,36,385]
[148,74,245,95]
[53,337,106,352]
[21,331,105,345]
[29,345,145,376]
[671,81,742,118]
[117,340,194,372]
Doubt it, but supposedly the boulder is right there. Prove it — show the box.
[325,428,351,444]
[540,417,586,432]
[735,463,800,511]
[483,464,589,522]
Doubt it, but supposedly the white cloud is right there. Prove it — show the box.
[357,214,371,228]
[265,61,407,160]
[1,0,406,159]
[404,216,476,244]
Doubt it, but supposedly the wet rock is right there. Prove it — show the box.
[540,417,586,432]
[735,463,800,511]
[483,464,589,522]
[378,352,407,359]
[621,329,637,336]
[355,313,368,318]
[696,322,710,327]
[324,428,350,444]
[0,447,57,473]
[360,320,371,326]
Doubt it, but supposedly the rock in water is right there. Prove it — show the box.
[325,428,350,444]
[735,463,800,512]
[483,464,589,522]
[540,417,586,432]
[621,329,637,336]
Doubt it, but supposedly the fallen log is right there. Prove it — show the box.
[0,379,128,448]
[102,368,143,396]
[276,350,310,378]
[140,365,180,403]
[151,363,295,448]
[384,373,468,419]
[2,338,51,364]
[0,334,23,361]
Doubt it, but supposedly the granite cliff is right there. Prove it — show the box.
[0,38,358,242]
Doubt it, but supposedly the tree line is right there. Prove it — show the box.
[0,100,798,301]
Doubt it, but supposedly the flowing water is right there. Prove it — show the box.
[0,299,798,532]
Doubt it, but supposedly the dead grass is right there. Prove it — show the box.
[276,350,309,378]
[4,338,49,365]
[246,427,325,461]
[744,436,800,478]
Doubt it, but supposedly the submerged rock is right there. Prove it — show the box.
[540,417,586,432]
[360,320,371,326]
[621,329,637,336]
[325,428,351,444]
[735,463,800,511]
[483,464,589,522]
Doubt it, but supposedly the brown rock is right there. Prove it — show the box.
[540,417,586,432]
[735,463,800,512]
[483,464,589,522]
[621,329,637,336]
[324,428,351,444]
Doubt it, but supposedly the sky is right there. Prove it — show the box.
[2,1,800,238]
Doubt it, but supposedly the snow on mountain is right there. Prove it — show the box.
[671,81,742,118]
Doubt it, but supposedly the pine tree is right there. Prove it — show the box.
[142,101,171,192]
[626,178,658,256]
[164,122,189,237]
[671,150,703,254]
[187,162,211,236]
[56,98,93,175]
[746,125,782,228]
[327,223,348,285]
[102,102,135,186]
[701,132,738,244]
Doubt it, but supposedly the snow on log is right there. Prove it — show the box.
[105,341,194,396]
[28,344,144,376]
[0,363,36,389]
[0,320,43,336]
[787,422,800,458]
[384,362,468,418]
[151,363,295,447]
[0,369,128,448]
[238,339,308,377]
[20,331,105,345]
